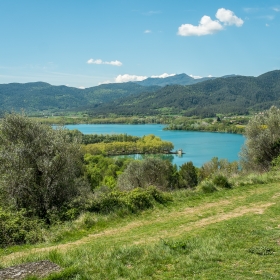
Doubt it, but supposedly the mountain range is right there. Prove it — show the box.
[0,71,279,117]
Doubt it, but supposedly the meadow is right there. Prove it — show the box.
[1,171,279,279]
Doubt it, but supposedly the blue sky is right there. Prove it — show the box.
[0,0,280,88]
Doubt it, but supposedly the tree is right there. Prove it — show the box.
[240,106,280,171]
[117,158,174,191]
[0,114,84,220]
[178,161,198,188]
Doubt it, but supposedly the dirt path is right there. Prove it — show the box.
[134,202,275,244]
[1,195,275,264]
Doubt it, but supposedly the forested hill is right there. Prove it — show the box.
[0,81,160,113]
[1,70,280,116]
[133,73,215,87]
[89,70,280,117]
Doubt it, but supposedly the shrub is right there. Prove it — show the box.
[88,187,172,214]
[199,157,239,181]
[178,161,198,189]
[0,207,44,247]
[198,180,217,193]
[212,175,232,189]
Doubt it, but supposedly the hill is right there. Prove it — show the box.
[1,70,280,116]
[89,70,280,117]
[133,73,215,87]
[0,82,159,113]
[1,177,279,279]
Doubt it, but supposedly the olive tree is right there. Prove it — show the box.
[117,158,175,191]
[240,106,280,171]
[0,114,84,220]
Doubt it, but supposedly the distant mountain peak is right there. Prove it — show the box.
[133,73,214,87]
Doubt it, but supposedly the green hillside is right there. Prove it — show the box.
[133,73,215,87]
[1,178,279,279]
[0,82,159,114]
[89,70,280,117]
[1,70,280,116]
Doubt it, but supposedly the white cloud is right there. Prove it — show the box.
[106,60,122,66]
[151,73,176,78]
[115,74,147,83]
[144,30,152,33]
[87,59,122,66]
[178,8,243,36]
[98,80,111,85]
[78,86,85,89]
[273,7,280,12]
[178,15,223,36]
[266,23,270,27]
[216,8,244,26]
[87,59,102,64]
[189,74,202,79]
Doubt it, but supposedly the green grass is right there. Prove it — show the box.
[1,179,280,279]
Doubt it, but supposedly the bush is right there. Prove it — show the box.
[0,207,44,247]
[88,187,172,214]
[178,161,198,189]
[212,175,232,189]
[199,157,239,181]
[198,180,217,193]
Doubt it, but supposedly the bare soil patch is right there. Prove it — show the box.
[0,260,61,280]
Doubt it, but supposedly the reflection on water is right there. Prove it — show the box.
[65,124,245,167]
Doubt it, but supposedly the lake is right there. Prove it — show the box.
[65,124,245,167]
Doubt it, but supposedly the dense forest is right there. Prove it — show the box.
[89,70,280,117]
[1,70,280,117]
[0,82,159,113]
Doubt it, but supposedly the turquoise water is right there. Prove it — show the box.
[65,124,245,167]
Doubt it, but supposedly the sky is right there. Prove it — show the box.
[0,0,280,88]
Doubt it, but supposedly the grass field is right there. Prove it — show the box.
[1,179,280,279]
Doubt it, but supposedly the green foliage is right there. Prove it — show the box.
[0,207,43,247]
[83,154,132,189]
[165,116,247,134]
[178,161,198,189]
[241,106,280,171]
[199,157,239,181]
[0,81,159,114]
[198,180,217,193]
[2,172,280,278]
[248,246,275,256]
[89,70,280,117]
[88,187,172,214]
[0,113,88,221]
[212,174,232,189]
[117,158,176,191]
[82,133,140,145]
[2,70,280,117]
[82,134,174,156]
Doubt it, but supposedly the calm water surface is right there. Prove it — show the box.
[65,124,245,167]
